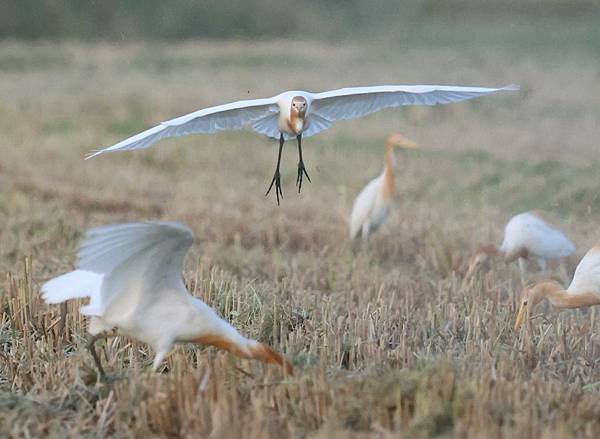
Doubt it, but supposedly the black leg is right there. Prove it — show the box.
[296,134,310,193]
[265,133,285,204]
[87,332,106,379]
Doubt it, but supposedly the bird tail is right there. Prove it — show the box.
[41,269,103,304]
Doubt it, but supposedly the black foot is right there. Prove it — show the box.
[265,170,283,205]
[296,161,311,193]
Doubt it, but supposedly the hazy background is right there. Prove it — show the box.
[2,0,599,45]
[2,2,600,437]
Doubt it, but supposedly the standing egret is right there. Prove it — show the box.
[514,243,600,330]
[87,84,518,203]
[348,133,419,242]
[465,211,575,281]
[41,222,292,376]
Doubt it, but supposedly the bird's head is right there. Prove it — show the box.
[514,280,558,331]
[193,334,293,375]
[386,133,419,150]
[291,96,308,116]
[247,341,294,375]
[464,244,498,279]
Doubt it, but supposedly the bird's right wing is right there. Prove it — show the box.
[87,98,279,158]
[567,245,600,295]
[77,222,194,313]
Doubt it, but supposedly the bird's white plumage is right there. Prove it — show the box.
[311,84,517,121]
[87,98,279,157]
[349,175,389,241]
[41,269,103,306]
[89,84,516,157]
[40,222,257,370]
[567,246,600,295]
[500,212,575,261]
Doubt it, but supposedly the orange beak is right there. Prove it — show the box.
[464,260,479,281]
[514,302,527,331]
[401,138,419,149]
[195,336,294,375]
[249,342,294,375]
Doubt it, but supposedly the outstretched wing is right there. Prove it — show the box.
[77,222,194,313]
[310,84,518,123]
[87,97,279,158]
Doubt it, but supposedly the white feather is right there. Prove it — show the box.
[500,212,575,261]
[88,84,516,158]
[41,269,103,304]
[567,246,600,295]
[349,174,390,241]
[41,222,292,372]
[311,84,518,122]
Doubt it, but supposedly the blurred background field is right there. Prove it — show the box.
[1,1,600,437]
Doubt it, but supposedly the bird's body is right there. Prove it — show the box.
[88,84,517,203]
[466,211,575,280]
[349,133,417,242]
[514,244,600,330]
[500,211,575,266]
[41,222,292,374]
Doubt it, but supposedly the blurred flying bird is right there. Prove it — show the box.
[41,222,292,377]
[348,133,419,242]
[514,243,600,330]
[87,84,518,204]
[465,211,575,282]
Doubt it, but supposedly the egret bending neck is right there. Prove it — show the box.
[539,282,600,309]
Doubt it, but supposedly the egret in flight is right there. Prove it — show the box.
[41,222,292,376]
[349,133,419,242]
[88,84,518,203]
[465,211,575,282]
[514,243,600,331]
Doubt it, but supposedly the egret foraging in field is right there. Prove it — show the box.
[41,222,292,377]
[514,243,600,330]
[465,211,575,282]
[348,133,419,242]
[88,84,518,203]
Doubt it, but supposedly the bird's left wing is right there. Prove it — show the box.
[77,222,194,312]
[310,84,518,123]
[87,98,279,158]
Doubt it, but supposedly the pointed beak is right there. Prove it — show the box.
[464,261,478,281]
[405,139,419,149]
[514,302,527,331]
[250,342,294,375]
[396,138,419,149]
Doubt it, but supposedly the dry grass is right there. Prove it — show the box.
[1,35,600,438]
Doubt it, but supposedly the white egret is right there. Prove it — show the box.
[41,222,292,376]
[465,211,575,281]
[349,133,419,242]
[88,84,518,203]
[514,243,600,330]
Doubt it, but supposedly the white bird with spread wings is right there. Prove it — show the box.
[88,84,518,203]
[41,222,292,377]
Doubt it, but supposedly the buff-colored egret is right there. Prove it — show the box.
[88,84,517,203]
[514,243,600,331]
[41,222,292,377]
[465,211,575,282]
[349,133,419,242]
